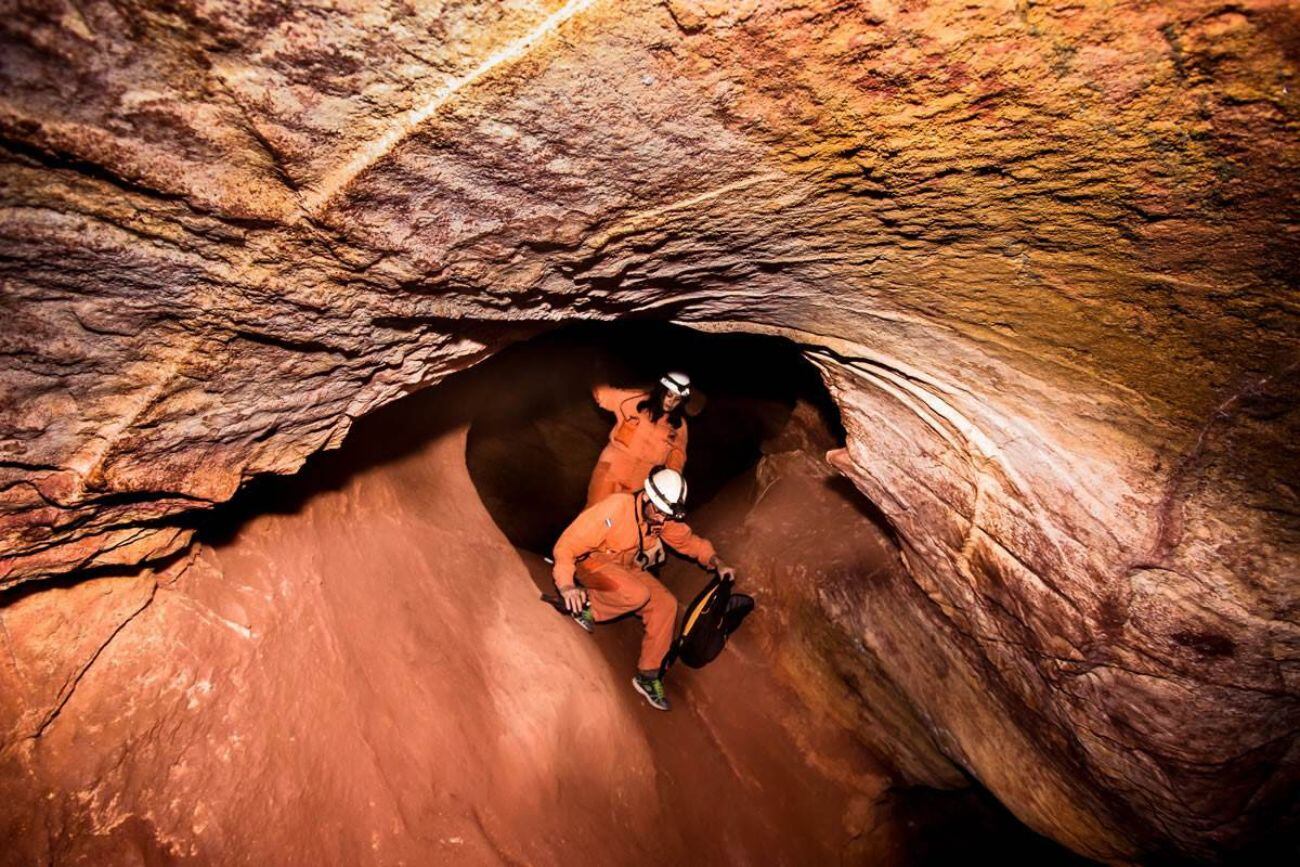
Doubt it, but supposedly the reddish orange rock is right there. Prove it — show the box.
[1,1,1296,861]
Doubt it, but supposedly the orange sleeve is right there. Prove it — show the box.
[552,500,615,586]
[660,520,716,568]
[666,422,688,472]
[593,385,646,415]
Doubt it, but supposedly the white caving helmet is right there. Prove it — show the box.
[644,466,688,520]
[660,371,691,398]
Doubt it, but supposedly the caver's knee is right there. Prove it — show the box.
[646,583,677,616]
[628,582,653,610]
[582,565,654,611]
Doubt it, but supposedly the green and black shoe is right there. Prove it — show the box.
[632,672,670,711]
[571,605,596,633]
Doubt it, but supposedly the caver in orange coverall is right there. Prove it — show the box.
[553,491,717,671]
[587,386,688,506]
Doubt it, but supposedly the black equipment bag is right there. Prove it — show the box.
[669,575,755,669]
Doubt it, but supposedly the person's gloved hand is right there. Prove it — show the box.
[558,583,588,613]
[711,560,737,582]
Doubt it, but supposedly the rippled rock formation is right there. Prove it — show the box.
[1,1,1297,862]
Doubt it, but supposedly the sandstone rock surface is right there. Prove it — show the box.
[1,363,1002,866]
[2,0,1298,861]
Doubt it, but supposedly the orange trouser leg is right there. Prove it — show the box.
[586,458,638,506]
[578,559,679,672]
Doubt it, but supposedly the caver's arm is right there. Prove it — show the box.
[552,499,617,587]
[593,385,646,415]
[660,519,717,569]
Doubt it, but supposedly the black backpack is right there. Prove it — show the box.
[668,575,755,669]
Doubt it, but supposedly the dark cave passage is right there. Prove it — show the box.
[464,322,847,555]
[22,322,1094,866]
[451,322,1097,866]
[172,320,1101,865]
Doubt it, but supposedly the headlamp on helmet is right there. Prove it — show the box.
[644,466,688,520]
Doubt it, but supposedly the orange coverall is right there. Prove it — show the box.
[587,386,688,506]
[553,492,717,671]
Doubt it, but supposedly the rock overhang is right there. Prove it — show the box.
[1,0,1297,861]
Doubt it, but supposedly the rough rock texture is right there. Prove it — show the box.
[1,370,1002,866]
[1,0,1298,862]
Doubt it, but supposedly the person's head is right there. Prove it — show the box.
[659,371,690,412]
[639,372,691,425]
[642,466,687,525]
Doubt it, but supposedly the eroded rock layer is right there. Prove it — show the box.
[0,364,980,866]
[1,1,1298,862]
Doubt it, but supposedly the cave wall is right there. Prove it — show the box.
[0,375,921,866]
[2,0,1298,861]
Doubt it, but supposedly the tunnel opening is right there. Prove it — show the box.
[455,322,1098,866]
[440,321,1099,863]
[61,321,1097,866]
[464,321,849,556]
